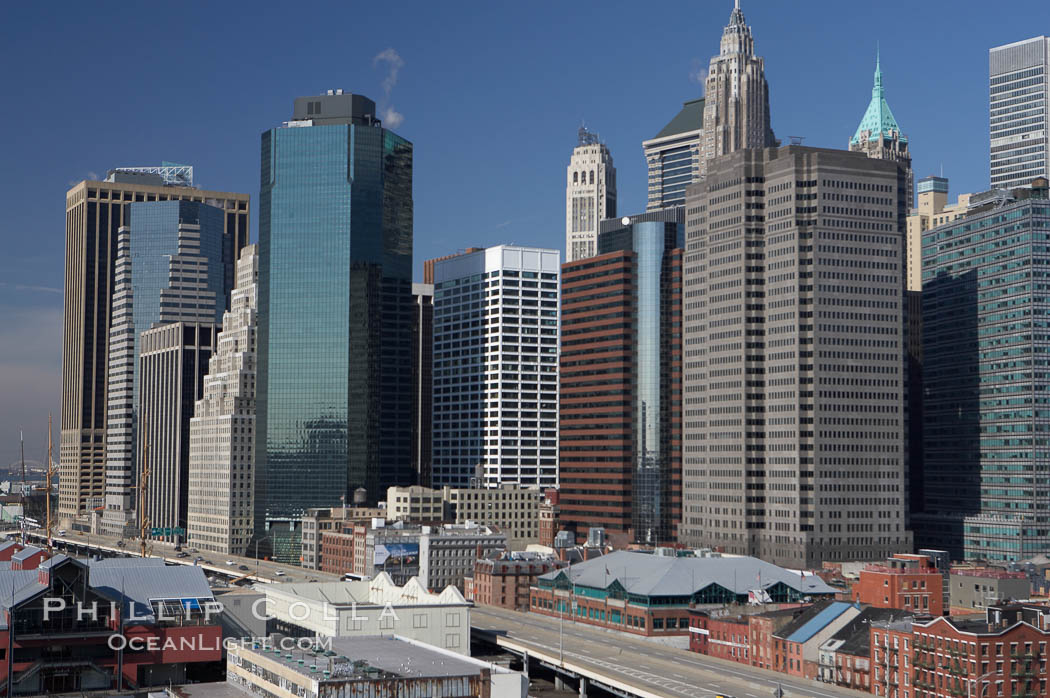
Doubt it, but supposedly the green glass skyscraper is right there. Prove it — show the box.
[256,91,414,555]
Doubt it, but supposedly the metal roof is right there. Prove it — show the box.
[851,53,906,145]
[783,601,856,644]
[538,550,837,597]
[11,546,43,562]
[824,608,913,656]
[90,563,214,622]
[651,98,705,141]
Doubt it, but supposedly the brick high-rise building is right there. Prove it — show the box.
[61,170,248,520]
[680,146,913,567]
[560,209,683,545]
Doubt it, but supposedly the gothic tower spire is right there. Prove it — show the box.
[701,1,777,174]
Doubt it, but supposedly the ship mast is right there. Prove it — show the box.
[18,430,26,545]
[139,438,151,558]
[45,413,55,554]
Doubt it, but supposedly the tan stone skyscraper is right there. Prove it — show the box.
[60,169,248,521]
[700,1,777,174]
[681,146,913,568]
[187,245,258,556]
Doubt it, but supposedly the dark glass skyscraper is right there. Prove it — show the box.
[918,179,1050,562]
[256,92,414,552]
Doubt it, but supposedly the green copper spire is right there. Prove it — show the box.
[850,48,906,146]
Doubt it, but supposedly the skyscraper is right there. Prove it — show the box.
[849,52,912,205]
[431,246,561,489]
[187,245,258,556]
[138,321,216,542]
[918,178,1050,562]
[681,146,912,568]
[101,200,233,535]
[565,126,616,262]
[700,1,777,175]
[61,172,248,520]
[989,37,1050,189]
[560,210,683,546]
[643,99,705,211]
[256,92,414,556]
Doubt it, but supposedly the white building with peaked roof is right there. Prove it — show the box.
[259,572,472,654]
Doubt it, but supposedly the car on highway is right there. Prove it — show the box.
[58,529,67,536]
[176,552,189,558]
[274,570,285,577]
[225,560,235,566]
[239,565,250,571]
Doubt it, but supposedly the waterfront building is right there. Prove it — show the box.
[257,573,471,652]
[226,635,526,698]
[530,551,836,638]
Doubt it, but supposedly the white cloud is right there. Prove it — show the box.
[690,60,709,94]
[373,48,406,129]
[381,106,404,129]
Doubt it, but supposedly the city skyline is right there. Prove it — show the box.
[0,0,1045,466]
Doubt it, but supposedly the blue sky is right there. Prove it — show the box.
[0,0,1045,465]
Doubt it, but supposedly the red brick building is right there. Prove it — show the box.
[559,211,682,545]
[689,613,751,664]
[771,601,861,680]
[751,607,809,671]
[466,556,566,611]
[872,603,1050,698]
[870,617,915,698]
[319,530,356,575]
[853,554,944,617]
[538,489,560,548]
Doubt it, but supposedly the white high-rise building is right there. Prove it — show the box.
[565,126,616,262]
[431,246,560,488]
[990,36,1050,189]
[187,245,259,555]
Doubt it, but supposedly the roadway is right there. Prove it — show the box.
[21,529,340,585]
[472,606,869,698]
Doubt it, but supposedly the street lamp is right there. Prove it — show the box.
[967,670,1003,697]
[254,534,273,569]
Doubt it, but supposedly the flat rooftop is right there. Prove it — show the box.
[240,635,503,681]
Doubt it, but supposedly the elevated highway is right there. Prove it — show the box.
[472,605,869,698]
